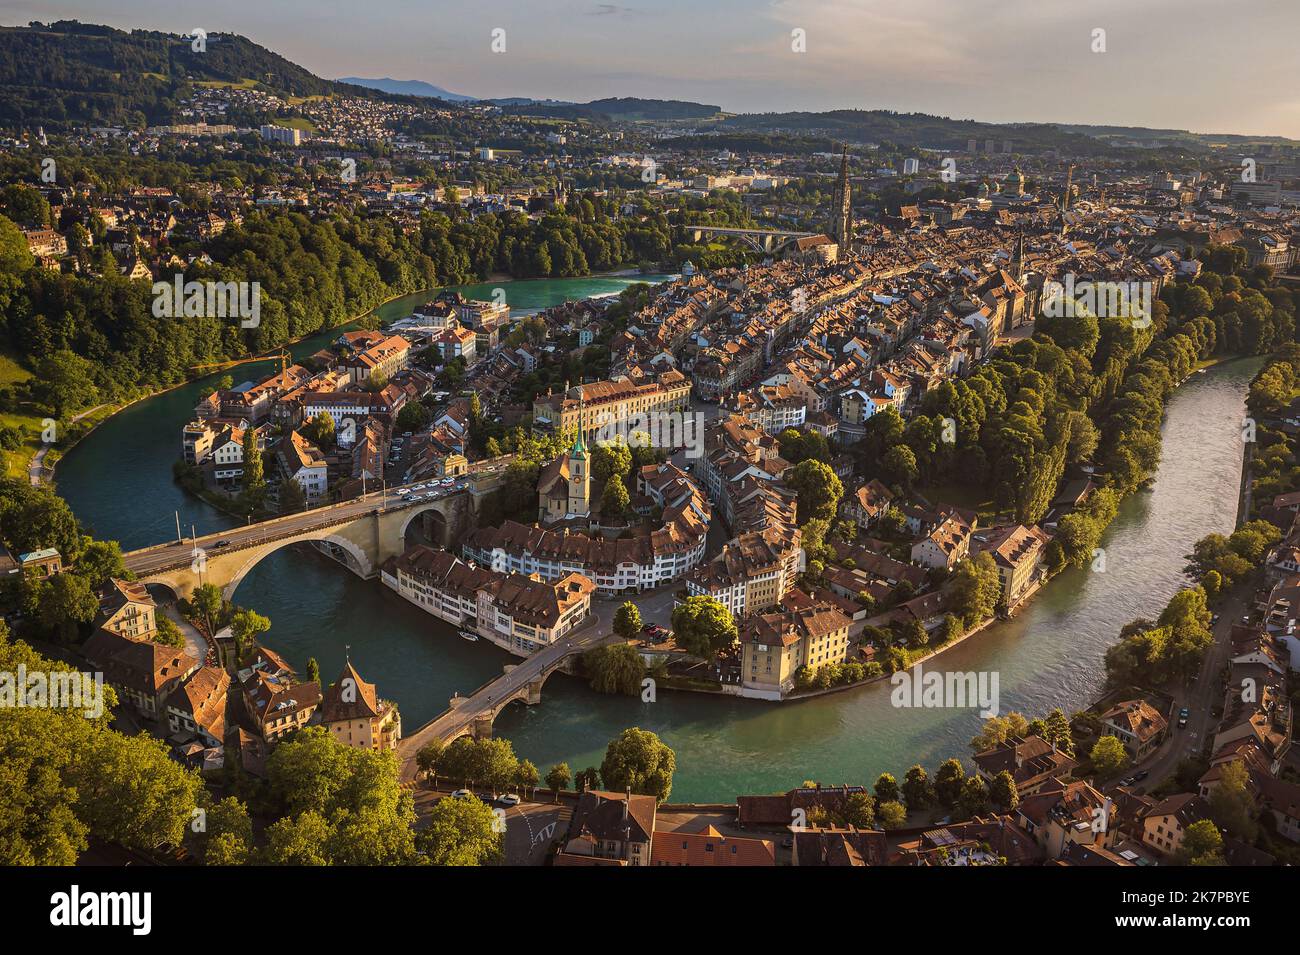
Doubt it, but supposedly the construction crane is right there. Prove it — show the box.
[191,348,291,377]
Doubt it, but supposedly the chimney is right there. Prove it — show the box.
[623,787,631,821]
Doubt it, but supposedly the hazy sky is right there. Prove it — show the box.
[7,0,1300,138]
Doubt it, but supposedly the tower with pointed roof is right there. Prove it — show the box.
[831,144,852,255]
[567,433,590,518]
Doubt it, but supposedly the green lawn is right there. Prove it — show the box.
[272,117,319,133]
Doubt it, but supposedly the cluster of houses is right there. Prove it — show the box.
[182,328,462,505]
[79,578,400,774]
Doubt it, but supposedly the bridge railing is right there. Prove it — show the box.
[129,509,383,575]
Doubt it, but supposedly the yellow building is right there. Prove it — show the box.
[321,660,401,751]
[96,579,158,641]
[532,373,691,439]
[739,604,852,700]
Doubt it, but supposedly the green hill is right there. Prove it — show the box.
[0,20,383,129]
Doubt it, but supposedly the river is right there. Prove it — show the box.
[54,278,1262,802]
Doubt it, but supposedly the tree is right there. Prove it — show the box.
[279,476,306,514]
[970,712,1030,753]
[957,776,991,818]
[0,212,35,272]
[190,583,222,634]
[841,791,876,828]
[581,643,644,696]
[877,800,908,830]
[599,727,676,803]
[989,770,1019,811]
[545,763,571,801]
[306,657,321,686]
[1209,760,1257,842]
[303,412,336,450]
[153,614,185,649]
[262,810,332,866]
[241,427,266,511]
[599,478,630,520]
[882,444,918,489]
[1089,735,1129,776]
[201,797,252,866]
[949,552,1001,624]
[787,459,844,522]
[1043,708,1075,757]
[613,601,642,641]
[591,441,632,484]
[515,759,540,798]
[0,479,82,559]
[874,772,900,805]
[902,765,935,810]
[574,766,602,791]
[418,796,503,866]
[670,595,737,660]
[75,539,127,590]
[265,728,417,865]
[230,608,271,661]
[32,351,96,418]
[35,572,98,641]
[935,758,966,808]
[416,740,445,785]
[396,402,431,433]
[1178,819,1224,866]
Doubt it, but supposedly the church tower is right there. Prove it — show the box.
[567,433,590,517]
[831,144,852,255]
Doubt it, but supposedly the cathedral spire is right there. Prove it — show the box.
[832,143,852,255]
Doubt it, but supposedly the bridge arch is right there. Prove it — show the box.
[223,532,374,600]
[397,502,452,549]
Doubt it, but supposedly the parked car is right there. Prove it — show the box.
[1178,707,1190,728]
[450,789,473,800]
[496,793,521,807]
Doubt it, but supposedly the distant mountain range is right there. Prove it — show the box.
[338,77,475,102]
[338,79,721,121]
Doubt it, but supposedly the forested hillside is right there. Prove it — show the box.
[0,20,380,129]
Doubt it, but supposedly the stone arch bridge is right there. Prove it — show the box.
[122,487,478,601]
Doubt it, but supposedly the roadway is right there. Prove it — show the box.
[120,477,467,577]
[1124,580,1253,790]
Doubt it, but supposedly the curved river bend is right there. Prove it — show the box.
[55,279,1262,802]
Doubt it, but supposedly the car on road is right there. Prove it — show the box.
[396,487,410,495]
[214,539,231,548]
[496,794,521,807]
[1178,707,1190,728]
[1132,770,1149,782]
[450,789,473,800]
[412,483,427,491]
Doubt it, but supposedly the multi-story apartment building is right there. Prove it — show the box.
[737,604,853,700]
[383,545,595,656]
[685,525,801,618]
[532,372,691,440]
